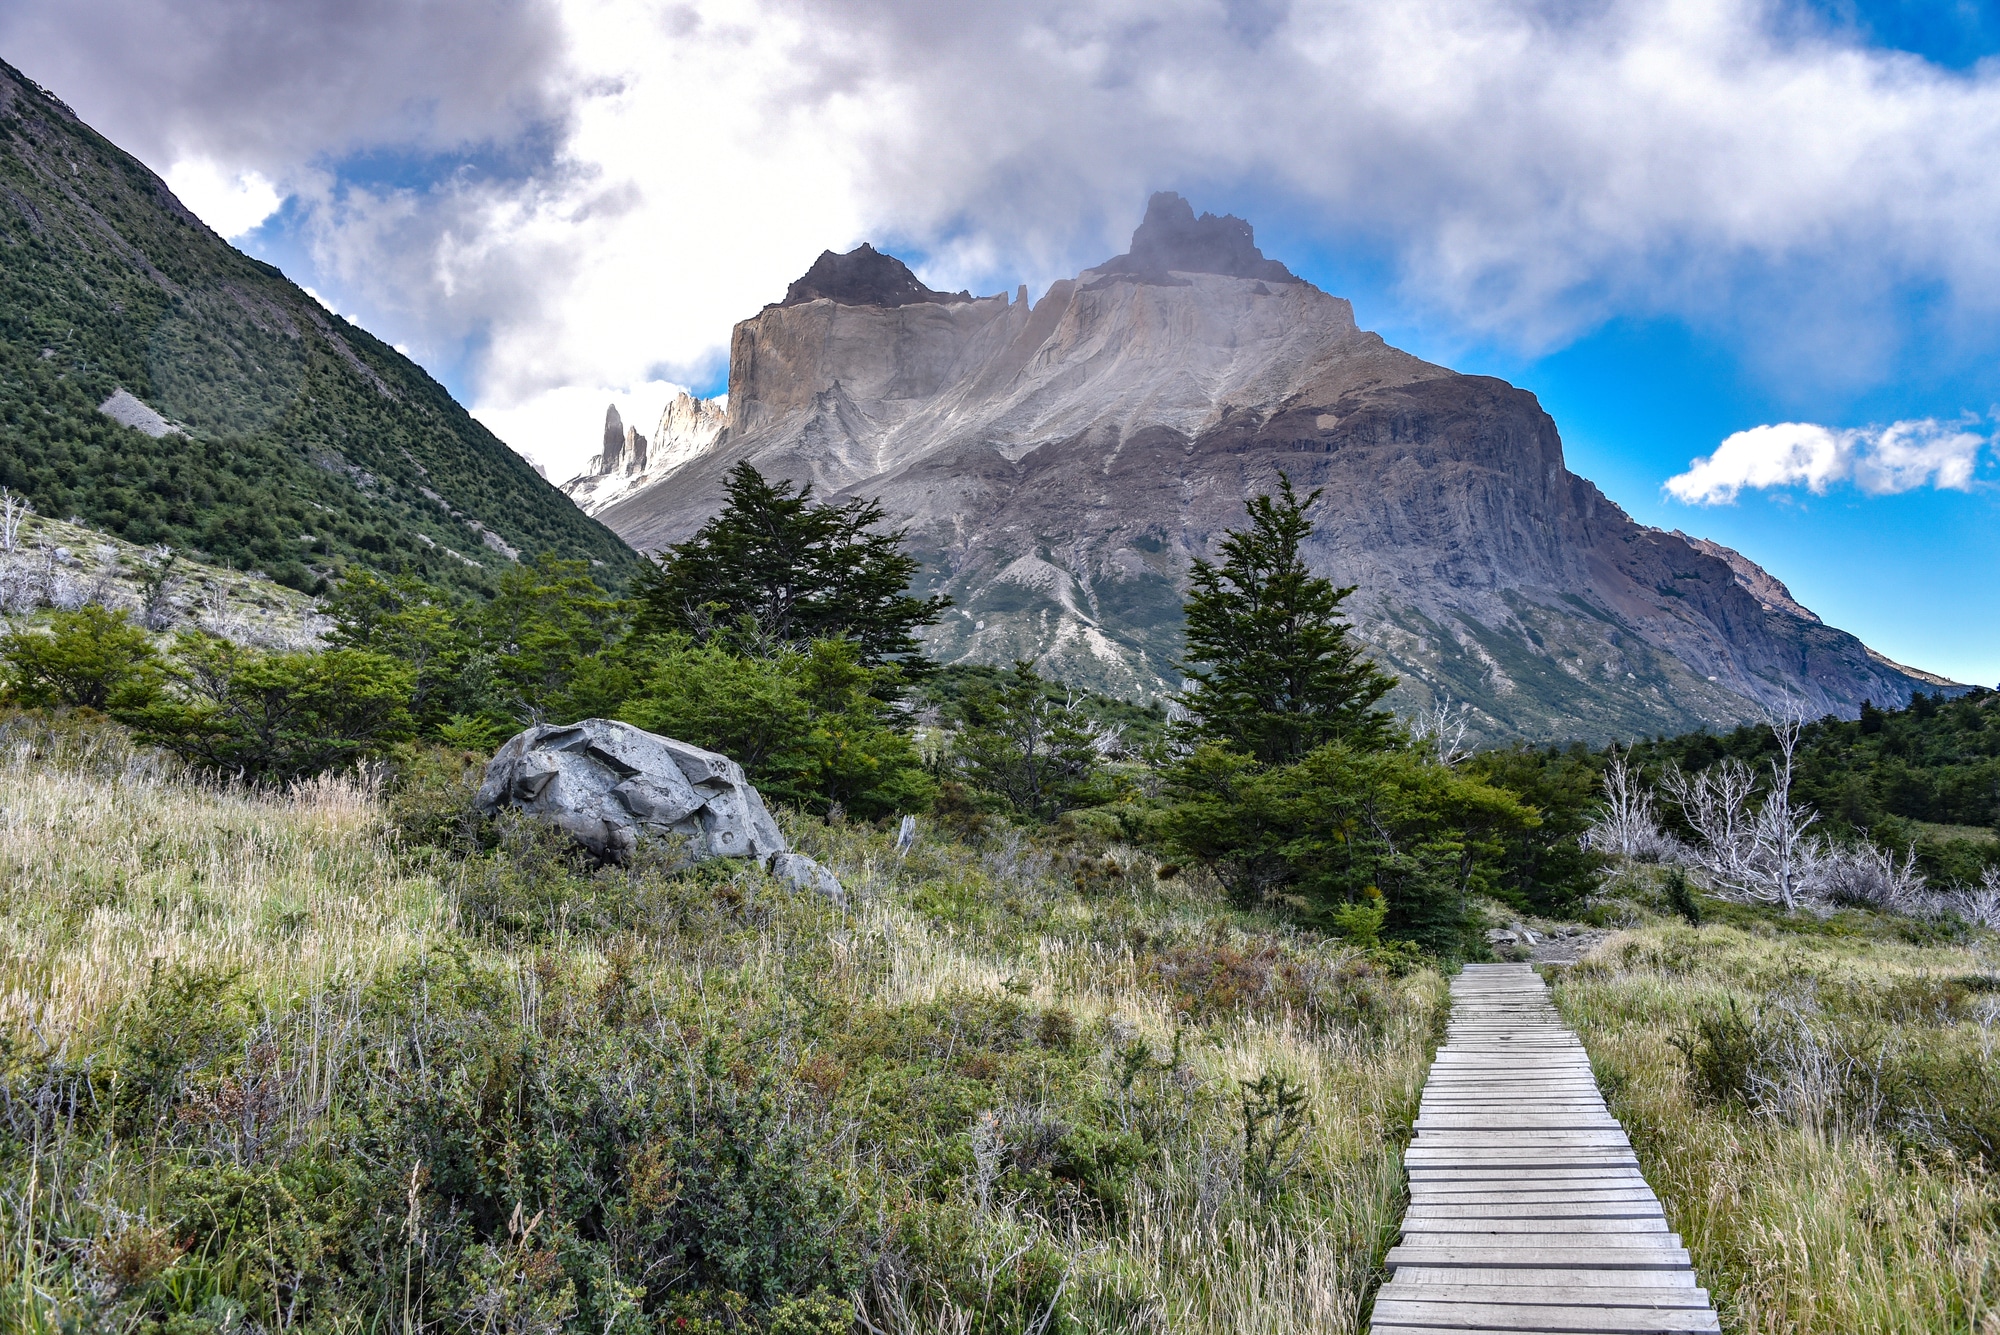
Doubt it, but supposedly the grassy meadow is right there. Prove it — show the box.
[1555,872,2000,1335]
[5,712,2000,1333]
[0,716,1443,1335]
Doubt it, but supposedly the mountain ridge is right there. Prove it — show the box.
[0,57,638,594]
[568,201,1953,741]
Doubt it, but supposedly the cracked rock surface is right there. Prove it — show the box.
[475,719,844,903]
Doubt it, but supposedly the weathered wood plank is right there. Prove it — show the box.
[1387,1268,1702,1289]
[1402,1217,1673,1234]
[1387,963,1720,1329]
[1374,1284,1711,1307]
[1372,1298,1722,1332]
[1407,1203,1667,1220]
[1385,1244,1692,1271]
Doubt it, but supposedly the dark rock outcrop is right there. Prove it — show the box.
[781,242,975,308]
[1093,191,1300,284]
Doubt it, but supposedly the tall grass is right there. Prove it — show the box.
[1557,908,2000,1335]
[0,727,1443,1334]
[0,738,444,1045]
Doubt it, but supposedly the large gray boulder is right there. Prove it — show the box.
[475,719,844,903]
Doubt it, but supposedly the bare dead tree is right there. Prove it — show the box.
[1409,694,1473,768]
[1821,840,1928,913]
[135,546,183,631]
[1953,866,2000,930]
[1590,747,1678,861]
[1661,757,1763,894]
[0,489,30,553]
[1752,707,1820,911]
[1664,703,1831,911]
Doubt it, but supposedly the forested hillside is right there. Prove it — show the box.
[1632,689,2000,871]
[0,59,637,595]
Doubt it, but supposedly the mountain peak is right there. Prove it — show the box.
[780,243,974,308]
[1093,191,1300,284]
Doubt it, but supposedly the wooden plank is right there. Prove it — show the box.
[1406,1208,1668,1217]
[1387,964,1720,1330]
[1375,1284,1711,1308]
[1402,1217,1673,1234]
[1385,1244,1692,1271]
[1395,1229,1682,1247]
[1372,1299,1722,1332]
[1387,1268,1701,1289]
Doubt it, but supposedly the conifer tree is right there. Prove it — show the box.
[1180,473,1396,763]
[633,463,949,665]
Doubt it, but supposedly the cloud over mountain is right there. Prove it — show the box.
[16,0,2000,477]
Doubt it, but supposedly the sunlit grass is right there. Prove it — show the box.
[0,754,446,1045]
[1558,904,2000,1335]
[0,731,1446,1334]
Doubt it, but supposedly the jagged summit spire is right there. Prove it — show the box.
[1094,191,1300,283]
[780,242,974,308]
[600,403,626,472]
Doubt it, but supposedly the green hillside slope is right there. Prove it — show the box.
[0,59,637,594]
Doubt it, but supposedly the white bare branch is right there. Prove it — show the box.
[1409,694,1473,768]
[1589,747,1679,861]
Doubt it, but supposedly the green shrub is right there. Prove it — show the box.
[0,604,163,711]
[385,742,493,854]
[1671,1000,1758,1107]
[1663,868,1704,926]
[359,960,866,1328]
[620,635,932,818]
[118,633,414,782]
[1162,741,1533,955]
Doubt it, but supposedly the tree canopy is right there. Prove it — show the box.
[1179,473,1397,763]
[632,463,949,664]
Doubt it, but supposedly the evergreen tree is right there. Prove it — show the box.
[633,463,949,665]
[0,604,163,711]
[1179,474,1396,763]
[954,660,1107,820]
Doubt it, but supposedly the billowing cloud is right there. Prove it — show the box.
[18,1,2000,474]
[163,159,283,240]
[0,0,565,169]
[1665,418,1989,505]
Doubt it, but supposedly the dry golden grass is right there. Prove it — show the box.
[0,755,446,1045]
[1557,914,2000,1335]
[2,745,1446,1335]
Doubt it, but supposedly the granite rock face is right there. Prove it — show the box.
[562,392,727,514]
[475,720,843,901]
[580,194,1957,741]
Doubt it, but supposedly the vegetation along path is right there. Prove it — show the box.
[1376,963,1722,1335]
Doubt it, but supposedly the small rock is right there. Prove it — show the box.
[770,851,846,906]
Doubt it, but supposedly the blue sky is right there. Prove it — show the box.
[6,0,1998,685]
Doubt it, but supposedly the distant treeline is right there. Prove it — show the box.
[1495,689,2000,884]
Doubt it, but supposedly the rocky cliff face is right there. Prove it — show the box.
[563,392,727,514]
[583,192,1951,741]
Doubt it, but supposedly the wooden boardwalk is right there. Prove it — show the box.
[1372,963,1720,1335]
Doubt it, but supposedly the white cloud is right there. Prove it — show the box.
[162,158,283,239]
[1666,418,1988,505]
[26,0,2000,457]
